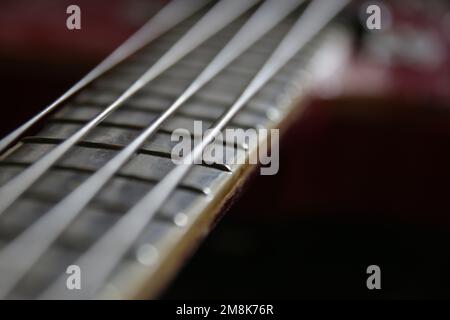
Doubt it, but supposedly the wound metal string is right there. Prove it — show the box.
[40,0,350,299]
[0,0,302,300]
[0,0,211,155]
[0,0,261,299]
[0,0,260,220]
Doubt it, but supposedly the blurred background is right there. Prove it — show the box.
[1,0,450,298]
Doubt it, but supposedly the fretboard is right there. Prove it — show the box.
[0,0,351,299]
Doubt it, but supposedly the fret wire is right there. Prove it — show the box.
[40,0,350,299]
[0,0,301,299]
[0,0,260,223]
[0,0,211,155]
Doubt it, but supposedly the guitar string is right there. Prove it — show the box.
[0,0,303,299]
[40,0,351,299]
[0,0,211,155]
[0,0,260,219]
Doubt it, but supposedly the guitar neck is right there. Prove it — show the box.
[0,1,352,299]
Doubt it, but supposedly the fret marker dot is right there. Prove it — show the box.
[174,212,188,227]
[136,244,158,267]
[202,187,212,196]
[266,108,281,121]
